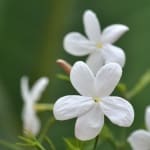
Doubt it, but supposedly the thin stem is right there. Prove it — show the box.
[56,74,70,82]
[117,83,128,99]
[34,103,53,112]
[44,136,56,150]
[126,70,150,99]
[38,117,55,143]
[93,134,100,150]
[36,142,47,150]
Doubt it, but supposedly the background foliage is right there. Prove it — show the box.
[0,0,150,149]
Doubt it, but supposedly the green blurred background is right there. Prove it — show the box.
[0,0,150,149]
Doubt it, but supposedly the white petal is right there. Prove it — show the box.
[22,104,40,135]
[70,61,95,96]
[63,32,95,56]
[128,130,150,150]
[95,63,122,97]
[83,10,101,42]
[31,77,49,102]
[102,44,125,67]
[101,96,134,127]
[53,95,95,120]
[21,76,31,102]
[86,51,104,74]
[101,24,129,44]
[145,106,150,131]
[75,104,104,141]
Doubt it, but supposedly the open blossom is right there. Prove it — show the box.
[128,106,150,150]
[21,76,49,135]
[64,10,129,74]
[53,61,134,141]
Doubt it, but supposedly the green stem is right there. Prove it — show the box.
[56,74,70,82]
[93,134,100,150]
[117,83,128,99]
[36,142,47,150]
[38,117,55,143]
[45,136,56,150]
[34,103,53,112]
[126,70,150,99]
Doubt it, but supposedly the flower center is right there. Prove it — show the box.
[93,97,101,103]
[96,42,103,48]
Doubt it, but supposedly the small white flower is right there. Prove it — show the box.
[53,61,134,141]
[21,76,49,135]
[64,10,129,74]
[128,106,150,150]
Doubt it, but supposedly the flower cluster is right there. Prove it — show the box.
[20,9,149,150]
[64,10,128,74]
[53,10,134,141]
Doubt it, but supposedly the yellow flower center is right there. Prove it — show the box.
[93,97,101,103]
[96,42,103,48]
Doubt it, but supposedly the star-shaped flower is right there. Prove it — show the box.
[21,76,49,135]
[128,106,150,150]
[53,61,134,141]
[64,10,129,74]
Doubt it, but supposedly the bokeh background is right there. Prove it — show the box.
[0,0,150,149]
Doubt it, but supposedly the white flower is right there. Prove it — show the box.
[128,106,150,150]
[21,76,49,135]
[64,10,129,74]
[53,61,134,141]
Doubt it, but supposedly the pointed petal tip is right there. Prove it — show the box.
[21,76,30,102]
[40,77,49,85]
[112,24,129,31]
[29,77,49,102]
[83,9,101,41]
[21,76,28,81]
[84,9,95,15]
[119,24,129,30]
[146,105,150,114]
[145,106,150,131]
[21,76,29,88]
[102,24,129,44]
[35,77,49,91]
